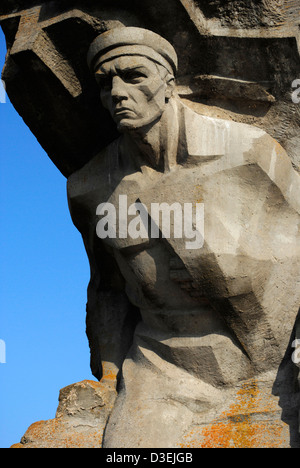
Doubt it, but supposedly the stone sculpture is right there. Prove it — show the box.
[1,1,300,449]
[66,27,300,448]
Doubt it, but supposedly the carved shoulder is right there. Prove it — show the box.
[67,139,120,226]
[182,104,300,214]
[67,141,117,199]
[249,131,300,215]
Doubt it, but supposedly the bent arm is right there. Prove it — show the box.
[67,177,139,385]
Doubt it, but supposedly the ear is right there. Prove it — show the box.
[165,74,176,100]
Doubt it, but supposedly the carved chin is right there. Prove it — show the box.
[116,113,164,133]
[116,119,138,132]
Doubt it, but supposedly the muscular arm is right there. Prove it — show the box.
[67,173,139,385]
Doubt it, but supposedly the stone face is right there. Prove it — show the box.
[67,93,300,447]
[2,1,300,449]
[1,1,299,175]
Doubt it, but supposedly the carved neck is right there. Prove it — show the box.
[122,98,179,173]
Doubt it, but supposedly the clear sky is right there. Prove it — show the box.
[0,29,94,448]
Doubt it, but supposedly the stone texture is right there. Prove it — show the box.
[1,1,299,176]
[11,381,116,449]
[67,95,300,447]
[1,1,300,449]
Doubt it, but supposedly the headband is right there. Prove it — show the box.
[87,27,178,76]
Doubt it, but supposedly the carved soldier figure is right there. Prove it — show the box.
[67,27,300,447]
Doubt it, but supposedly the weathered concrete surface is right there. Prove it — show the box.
[11,381,116,448]
[177,375,298,449]
[1,1,300,449]
[1,1,299,176]
[68,98,300,448]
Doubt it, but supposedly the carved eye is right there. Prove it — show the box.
[122,71,147,84]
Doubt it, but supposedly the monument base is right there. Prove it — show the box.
[11,375,300,448]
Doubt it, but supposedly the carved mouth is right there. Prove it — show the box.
[114,108,135,117]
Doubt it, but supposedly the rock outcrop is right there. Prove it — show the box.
[11,381,116,449]
[2,1,299,448]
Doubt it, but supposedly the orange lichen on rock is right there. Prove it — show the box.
[10,380,117,448]
[101,362,118,387]
[102,370,118,382]
[179,379,288,448]
[11,418,104,449]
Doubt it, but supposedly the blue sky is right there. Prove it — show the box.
[0,29,94,448]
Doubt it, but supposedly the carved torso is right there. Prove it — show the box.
[68,103,300,363]
[68,103,300,446]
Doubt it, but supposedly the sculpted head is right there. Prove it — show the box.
[87,27,178,132]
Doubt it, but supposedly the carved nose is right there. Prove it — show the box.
[111,76,128,103]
